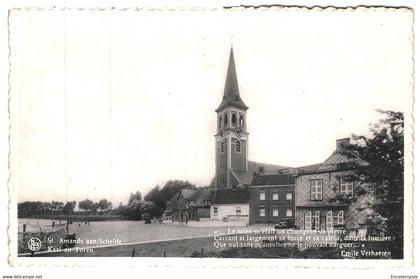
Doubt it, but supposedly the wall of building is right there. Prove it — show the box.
[210,204,249,221]
[231,138,247,172]
[216,138,228,188]
[197,207,210,219]
[249,185,295,225]
[295,170,375,230]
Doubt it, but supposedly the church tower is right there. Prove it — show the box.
[215,47,249,189]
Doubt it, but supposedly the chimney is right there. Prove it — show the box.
[336,138,350,152]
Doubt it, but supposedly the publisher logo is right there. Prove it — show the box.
[28,237,42,252]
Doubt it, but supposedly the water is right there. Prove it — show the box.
[18,218,66,233]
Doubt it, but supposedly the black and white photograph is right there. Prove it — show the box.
[2,4,416,275]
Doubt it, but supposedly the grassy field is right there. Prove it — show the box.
[66,221,228,247]
[37,236,219,257]
[34,236,344,258]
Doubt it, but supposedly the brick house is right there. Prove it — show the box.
[249,174,296,225]
[295,138,375,236]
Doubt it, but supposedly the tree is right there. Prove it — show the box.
[98,199,112,211]
[78,199,94,213]
[63,201,76,215]
[51,201,64,214]
[144,186,166,216]
[124,199,143,221]
[140,201,158,217]
[144,181,196,217]
[92,202,100,214]
[129,191,142,204]
[345,110,404,258]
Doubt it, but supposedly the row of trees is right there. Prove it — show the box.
[18,199,112,217]
[117,180,196,220]
[78,199,113,213]
[18,179,194,219]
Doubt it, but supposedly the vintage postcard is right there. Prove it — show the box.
[7,6,413,268]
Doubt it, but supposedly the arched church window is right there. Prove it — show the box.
[239,115,244,127]
[219,117,223,129]
[220,141,225,153]
[232,113,237,126]
[235,140,241,152]
[224,113,228,125]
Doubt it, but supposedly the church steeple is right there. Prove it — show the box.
[214,46,249,189]
[216,47,248,113]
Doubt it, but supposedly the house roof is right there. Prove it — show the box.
[208,161,289,188]
[234,161,289,185]
[216,47,248,112]
[296,163,323,173]
[212,188,249,204]
[190,189,214,200]
[295,150,363,175]
[323,150,360,165]
[251,174,296,186]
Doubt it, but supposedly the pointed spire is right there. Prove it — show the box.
[216,46,248,112]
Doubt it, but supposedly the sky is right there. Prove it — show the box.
[10,9,412,205]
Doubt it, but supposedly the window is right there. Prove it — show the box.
[340,178,354,198]
[313,211,320,230]
[219,117,223,129]
[272,192,279,200]
[259,191,266,201]
[220,141,225,153]
[272,208,279,217]
[232,113,237,126]
[259,208,266,217]
[286,208,293,217]
[224,113,228,125]
[236,207,241,215]
[304,211,312,229]
[286,193,293,200]
[203,200,210,206]
[235,140,241,152]
[310,180,323,200]
[337,210,344,224]
[333,210,344,225]
[239,115,244,127]
[213,207,218,216]
[326,211,333,230]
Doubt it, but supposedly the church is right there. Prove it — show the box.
[211,47,287,189]
[209,46,377,236]
[167,47,378,236]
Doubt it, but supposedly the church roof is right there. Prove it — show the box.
[216,47,248,112]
